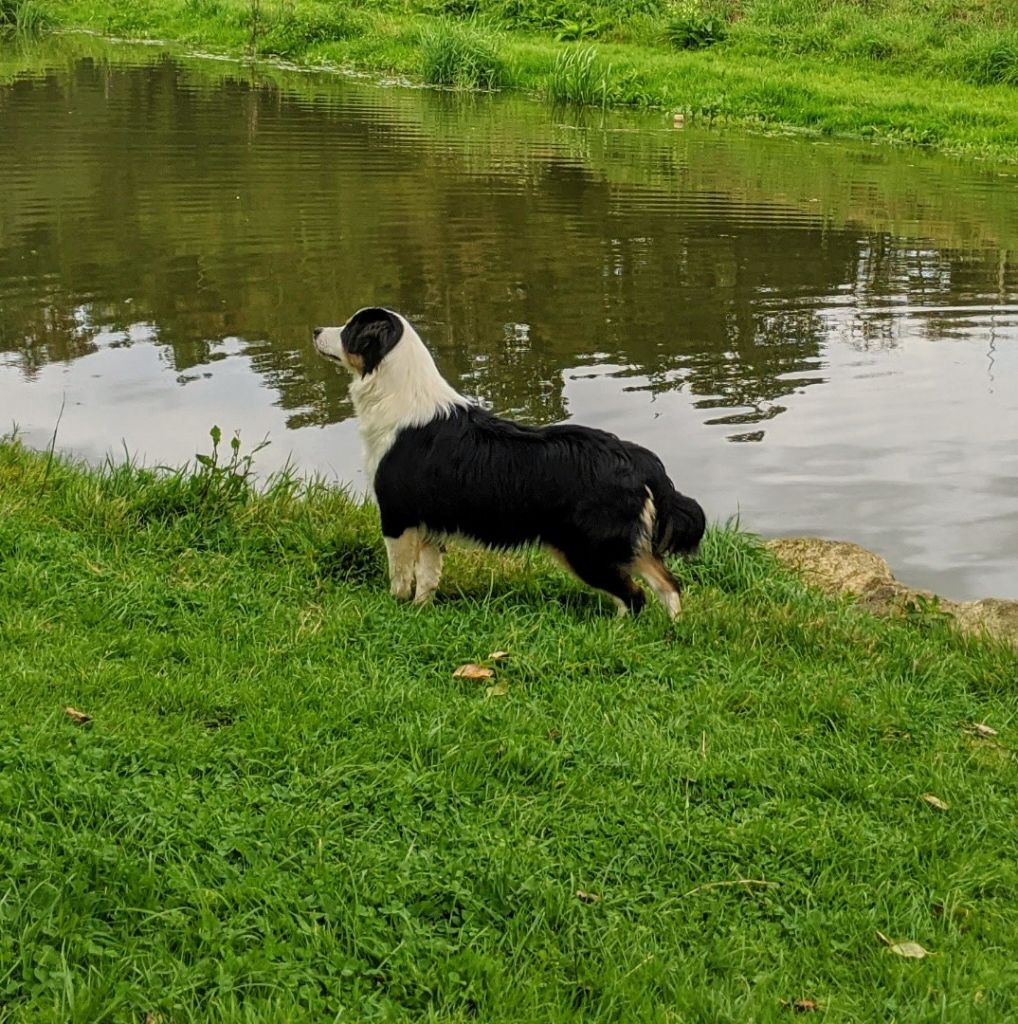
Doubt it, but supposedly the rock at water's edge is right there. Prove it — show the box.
[766,537,1018,647]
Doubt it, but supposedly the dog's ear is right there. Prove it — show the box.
[340,307,404,376]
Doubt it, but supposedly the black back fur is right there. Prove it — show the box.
[375,406,705,567]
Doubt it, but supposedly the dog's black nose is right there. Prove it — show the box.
[313,327,324,340]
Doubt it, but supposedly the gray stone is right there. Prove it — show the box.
[766,537,1018,647]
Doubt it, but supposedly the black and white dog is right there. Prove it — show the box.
[313,307,705,617]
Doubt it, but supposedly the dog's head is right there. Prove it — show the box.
[313,307,404,377]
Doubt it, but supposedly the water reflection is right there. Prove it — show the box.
[1,41,1017,599]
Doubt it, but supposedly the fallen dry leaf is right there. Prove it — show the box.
[452,663,494,680]
[576,889,600,904]
[485,680,509,698]
[877,932,931,959]
[487,650,510,662]
[921,793,950,812]
[969,722,999,738]
[63,706,92,725]
[889,940,931,959]
[781,999,821,1013]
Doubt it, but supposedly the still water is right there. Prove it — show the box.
[2,38,1017,599]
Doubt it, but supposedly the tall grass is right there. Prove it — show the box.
[0,0,49,33]
[957,35,1018,87]
[252,1,360,58]
[419,21,512,89]
[417,0,1018,89]
[546,45,615,106]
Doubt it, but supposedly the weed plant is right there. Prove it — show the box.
[666,2,727,50]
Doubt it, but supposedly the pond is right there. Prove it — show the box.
[2,37,1017,600]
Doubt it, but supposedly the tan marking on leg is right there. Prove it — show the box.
[385,529,420,601]
[638,490,656,553]
[632,552,682,619]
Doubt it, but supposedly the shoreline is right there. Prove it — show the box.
[18,0,1018,164]
[4,434,1016,642]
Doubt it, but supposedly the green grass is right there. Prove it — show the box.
[0,0,49,33]
[2,433,1018,1022]
[958,35,1018,87]
[419,21,513,89]
[546,45,619,107]
[30,0,1018,160]
[250,2,358,60]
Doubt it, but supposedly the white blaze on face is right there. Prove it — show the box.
[313,326,353,372]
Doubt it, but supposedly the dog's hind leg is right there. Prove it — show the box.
[413,540,443,605]
[632,552,682,619]
[385,529,420,601]
[558,548,646,616]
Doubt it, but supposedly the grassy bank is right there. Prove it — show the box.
[17,0,1018,161]
[2,434,1018,1021]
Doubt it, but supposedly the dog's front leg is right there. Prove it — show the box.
[413,541,443,605]
[385,529,420,600]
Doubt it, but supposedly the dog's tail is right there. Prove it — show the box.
[622,441,706,558]
[652,485,706,558]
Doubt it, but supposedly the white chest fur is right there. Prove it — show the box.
[348,320,466,491]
